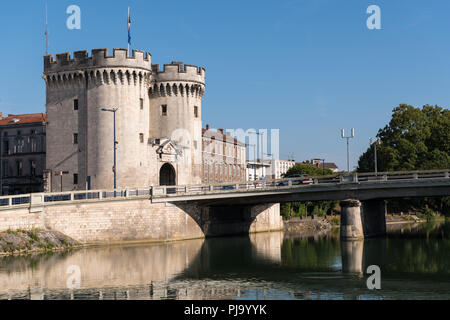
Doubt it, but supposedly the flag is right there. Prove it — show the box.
[127,7,131,48]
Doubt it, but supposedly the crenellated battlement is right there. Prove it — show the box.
[152,61,205,84]
[44,48,152,74]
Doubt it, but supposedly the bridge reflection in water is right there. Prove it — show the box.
[0,221,449,300]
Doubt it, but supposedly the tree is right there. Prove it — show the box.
[358,104,450,172]
[281,163,336,220]
[284,163,333,177]
[357,104,450,216]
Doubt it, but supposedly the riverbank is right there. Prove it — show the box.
[282,214,441,233]
[0,229,80,257]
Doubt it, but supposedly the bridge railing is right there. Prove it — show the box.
[0,169,448,209]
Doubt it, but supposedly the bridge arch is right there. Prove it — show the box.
[160,163,176,186]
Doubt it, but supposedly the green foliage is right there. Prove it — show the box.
[422,205,436,220]
[358,104,450,172]
[281,200,338,220]
[357,104,450,215]
[284,163,333,177]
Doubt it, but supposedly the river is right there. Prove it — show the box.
[0,220,449,300]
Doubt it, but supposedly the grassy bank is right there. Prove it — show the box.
[0,229,80,256]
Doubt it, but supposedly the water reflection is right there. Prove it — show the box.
[0,220,449,300]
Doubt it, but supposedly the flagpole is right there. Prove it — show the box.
[127,7,130,56]
[45,3,48,55]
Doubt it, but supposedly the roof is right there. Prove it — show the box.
[202,128,245,146]
[0,113,47,126]
[323,162,338,169]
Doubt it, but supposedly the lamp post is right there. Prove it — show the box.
[248,143,257,181]
[249,130,264,179]
[319,158,325,175]
[341,128,355,173]
[369,137,380,175]
[264,152,273,179]
[101,107,118,197]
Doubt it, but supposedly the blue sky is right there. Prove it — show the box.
[1,0,450,170]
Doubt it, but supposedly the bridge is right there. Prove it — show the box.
[0,170,448,241]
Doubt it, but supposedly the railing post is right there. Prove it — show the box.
[353,173,358,182]
[413,172,419,180]
[339,175,344,183]
[288,180,292,187]
[7,197,11,206]
[314,179,319,184]
[235,184,239,190]
[99,191,103,199]
[209,185,214,192]
[70,192,74,201]
[383,174,388,181]
[445,171,449,179]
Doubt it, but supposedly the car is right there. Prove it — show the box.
[277,174,313,186]
[221,185,235,190]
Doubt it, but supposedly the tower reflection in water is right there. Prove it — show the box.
[0,221,448,300]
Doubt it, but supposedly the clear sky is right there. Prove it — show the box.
[1,0,450,170]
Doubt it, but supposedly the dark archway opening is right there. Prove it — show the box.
[160,163,176,186]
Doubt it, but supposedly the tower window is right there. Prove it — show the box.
[16,160,23,177]
[161,105,167,116]
[194,106,199,118]
[74,99,79,110]
[140,98,144,110]
[73,133,78,144]
[139,133,144,143]
[30,160,36,176]
[73,173,78,185]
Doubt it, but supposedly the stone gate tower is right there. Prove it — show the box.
[43,48,205,191]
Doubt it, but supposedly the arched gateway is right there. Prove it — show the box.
[159,163,176,186]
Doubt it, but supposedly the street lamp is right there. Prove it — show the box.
[319,158,325,175]
[369,137,381,175]
[101,107,118,197]
[247,143,257,181]
[341,128,355,173]
[264,152,273,179]
[249,130,265,179]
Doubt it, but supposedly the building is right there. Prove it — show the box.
[0,113,46,195]
[266,159,296,180]
[43,48,245,192]
[43,49,206,191]
[202,125,246,184]
[246,160,271,181]
[310,159,339,173]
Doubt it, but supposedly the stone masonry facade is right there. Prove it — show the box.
[0,199,282,244]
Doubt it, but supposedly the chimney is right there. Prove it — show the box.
[218,128,224,134]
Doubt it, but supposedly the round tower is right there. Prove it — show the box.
[149,62,206,185]
[44,48,152,191]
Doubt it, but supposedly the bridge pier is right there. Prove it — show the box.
[340,199,386,239]
[341,239,364,275]
[340,199,364,240]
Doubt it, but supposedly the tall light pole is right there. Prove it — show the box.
[370,137,380,175]
[341,128,355,173]
[249,130,264,179]
[248,143,257,181]
[101,107,118,196]
[319,158,325,175]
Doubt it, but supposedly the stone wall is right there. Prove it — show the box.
[0,198,282,244]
